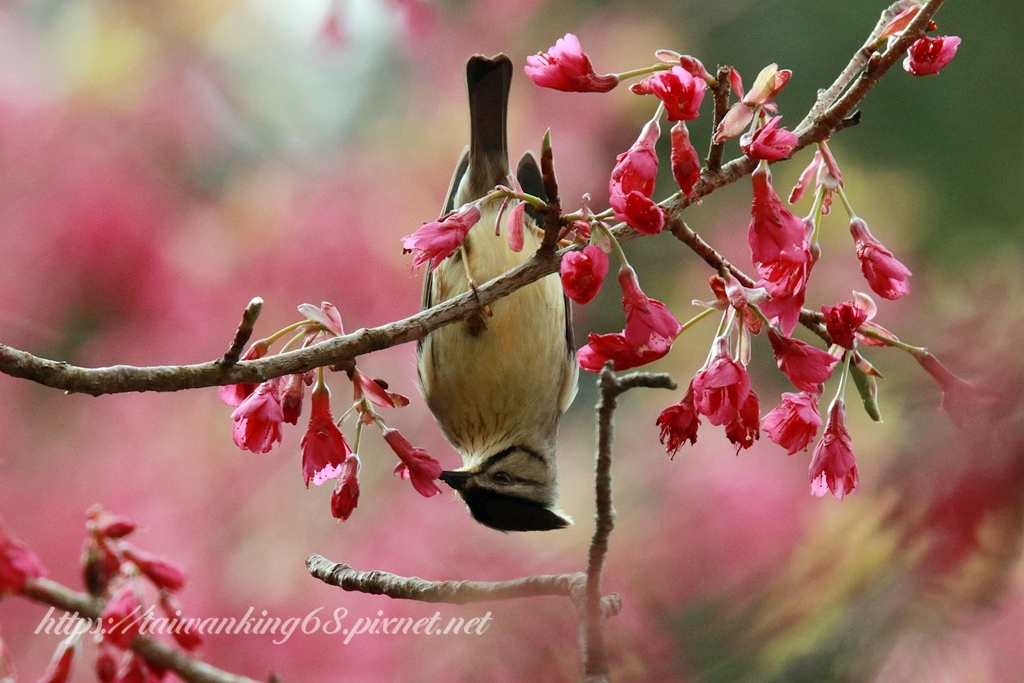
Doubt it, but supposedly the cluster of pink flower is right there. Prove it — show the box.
[89,507,196,682]
[220,302,442,521]
[1,507,197,682]
[517,24,958,499]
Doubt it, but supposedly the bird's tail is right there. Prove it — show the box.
[465,54,512,199]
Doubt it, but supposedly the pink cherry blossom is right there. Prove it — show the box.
[704,273,768,335]
[749,165,814,334]
[610,191,665,234]
[724,389,760,453]
[759,277,811,338]
[903,35,961,76]
[217,340,269,407]
[749,165,808,269]
[609,117,665,234]
[714,64,792,142]
[230,380,284,453]
[120,543,186,592]
[763,391,823,455]
[401,203,481,270]
[353,370,396,408]
[300,383,352,487]
[691,341,751,427]
[0,524,46,594]
[880,5,921,39]
[297,301,345,335]
[619,266,683,350]
[99,583,143,649]
[677,54,713,82]
[740,116,798,162]
[809,400,858,500]
[111,653,162,683]
[506,202,525,252]
[788,144,843,213]
[850,217,912,300]
[384,428,442,497]
[656,385,701,456]
[768,328,839,391]
[525,33,619,93]
[577,331,671,372]
[714,99,755,143]
[279,373,305,425]
[670,122,701,200]
[743,63,792,106]
[87,507,137,540]
[159,592,203,651]
[821,294,874,349]
[330,455,361,521]
[578,266,681,372]
[631,66,706,121]
[913,350,999,430]
[560,244,609,304]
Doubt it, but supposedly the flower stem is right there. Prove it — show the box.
[652,101,666,123]
[484,187,548,210]
[836,184,857,218]
[830,349,854,411]
[353,418,364,454]
[858,327,926,356]
[746,106,766,137]
[262,320,317,348]
[677,306,718,338]
[278,330,309,355]
[613,64,670,81]
[715,307,735,340]
[595,222,630,269]
[808,185,826,245]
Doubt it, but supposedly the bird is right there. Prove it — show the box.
[416,54,578,532]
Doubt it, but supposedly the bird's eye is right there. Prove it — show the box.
[492,471,514,484]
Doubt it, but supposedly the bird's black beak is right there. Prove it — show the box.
[439,470,471,490]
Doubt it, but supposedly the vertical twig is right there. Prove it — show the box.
[219,297,264,368]
[705,65,733,172]
[539,130,563,253]
[580,365,676,682]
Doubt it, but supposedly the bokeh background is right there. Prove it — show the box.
[2,0,1023,681]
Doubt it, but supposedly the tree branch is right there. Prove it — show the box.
[581,368,677,682]
[0,0,946,395]
[305,554,622,616]
[308,368,675,681]
[19,578,266,683]
[793,0,948,140]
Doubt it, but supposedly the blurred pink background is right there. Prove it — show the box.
[1,1,1022,681]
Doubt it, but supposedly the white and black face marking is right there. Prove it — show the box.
[439,446,571,532]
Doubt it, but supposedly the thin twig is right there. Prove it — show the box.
[540,130,563,253]
[705,65,733,172]
[581,367,677,682]
[20,578,266,683]
[794,0,948,141]
[219,298,264,369]
[802,0,913,124]
[305,555,622,615]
